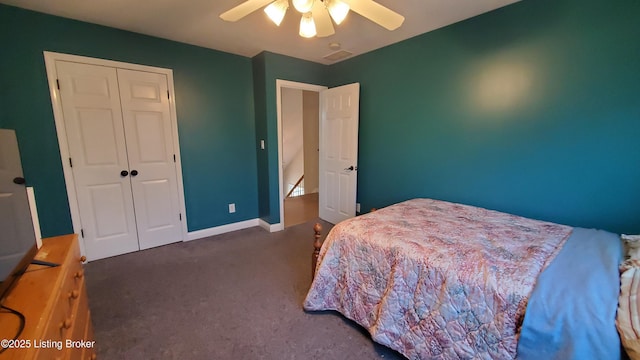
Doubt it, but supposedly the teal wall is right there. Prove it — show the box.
[328,0,640,234]
[0,4,258,236]
[252,52,327,224]
[1,0,638,236]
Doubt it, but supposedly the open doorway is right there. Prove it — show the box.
[276,80,327,228]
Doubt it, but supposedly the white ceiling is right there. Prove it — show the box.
[1,0,519,65]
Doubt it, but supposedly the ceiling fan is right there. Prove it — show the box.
[220,0,405,38]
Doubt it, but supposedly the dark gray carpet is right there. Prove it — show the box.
[85,219,405,360]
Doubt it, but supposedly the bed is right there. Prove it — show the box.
[303,198,624,359]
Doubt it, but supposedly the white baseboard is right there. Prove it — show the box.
[186,218,260,241]
[259,219,284,232]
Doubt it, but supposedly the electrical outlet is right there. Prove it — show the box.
[356,203,361,213]
[229,203,236,213]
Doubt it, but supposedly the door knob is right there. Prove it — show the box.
[130,170,139,176]
[120,170,129,177]
[13,177,26,185]
[344,166,354,171]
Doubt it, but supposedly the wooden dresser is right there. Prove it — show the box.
[0,234,96,360]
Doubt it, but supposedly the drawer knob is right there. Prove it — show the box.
[69,290,80,300]
[74,270,84,279]
[80,255,87,263]
[60,318,72,330]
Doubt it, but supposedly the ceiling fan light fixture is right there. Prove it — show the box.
[326,0,349,25]
[299,12,317,38]
[292,0,314,14]
[264,0,288,26]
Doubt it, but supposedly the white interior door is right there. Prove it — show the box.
[318,83,360,224]
[56,61,139,260]
[117,69,183,250]
[0,130,36,278]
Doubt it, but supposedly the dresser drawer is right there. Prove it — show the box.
[34,302,71,360]
[83,312,97,360]
[1,235,95,360]
[54,272,83,321]
[68,283,92,360]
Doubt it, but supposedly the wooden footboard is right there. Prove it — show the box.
[312,223,323,279]
[312,209,378,279]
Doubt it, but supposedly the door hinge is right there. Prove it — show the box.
[179,213,182,221]
[56,79,60,90]
[167,90,170,100]
[80,229,84,238]
[69,158,73,167]
[173,154,176,163]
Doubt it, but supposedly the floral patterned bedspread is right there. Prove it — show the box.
[303,198,572,359]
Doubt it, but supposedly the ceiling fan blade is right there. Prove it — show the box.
[312,2,335,37]
[343,0,404,30]
[220,0,275,22]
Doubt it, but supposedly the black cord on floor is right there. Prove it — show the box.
[0,305,26,354]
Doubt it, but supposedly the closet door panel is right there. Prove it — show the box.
[56,61,140,260]
[117,69,183,250]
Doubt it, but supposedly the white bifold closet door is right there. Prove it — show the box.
[56,61,182,260]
